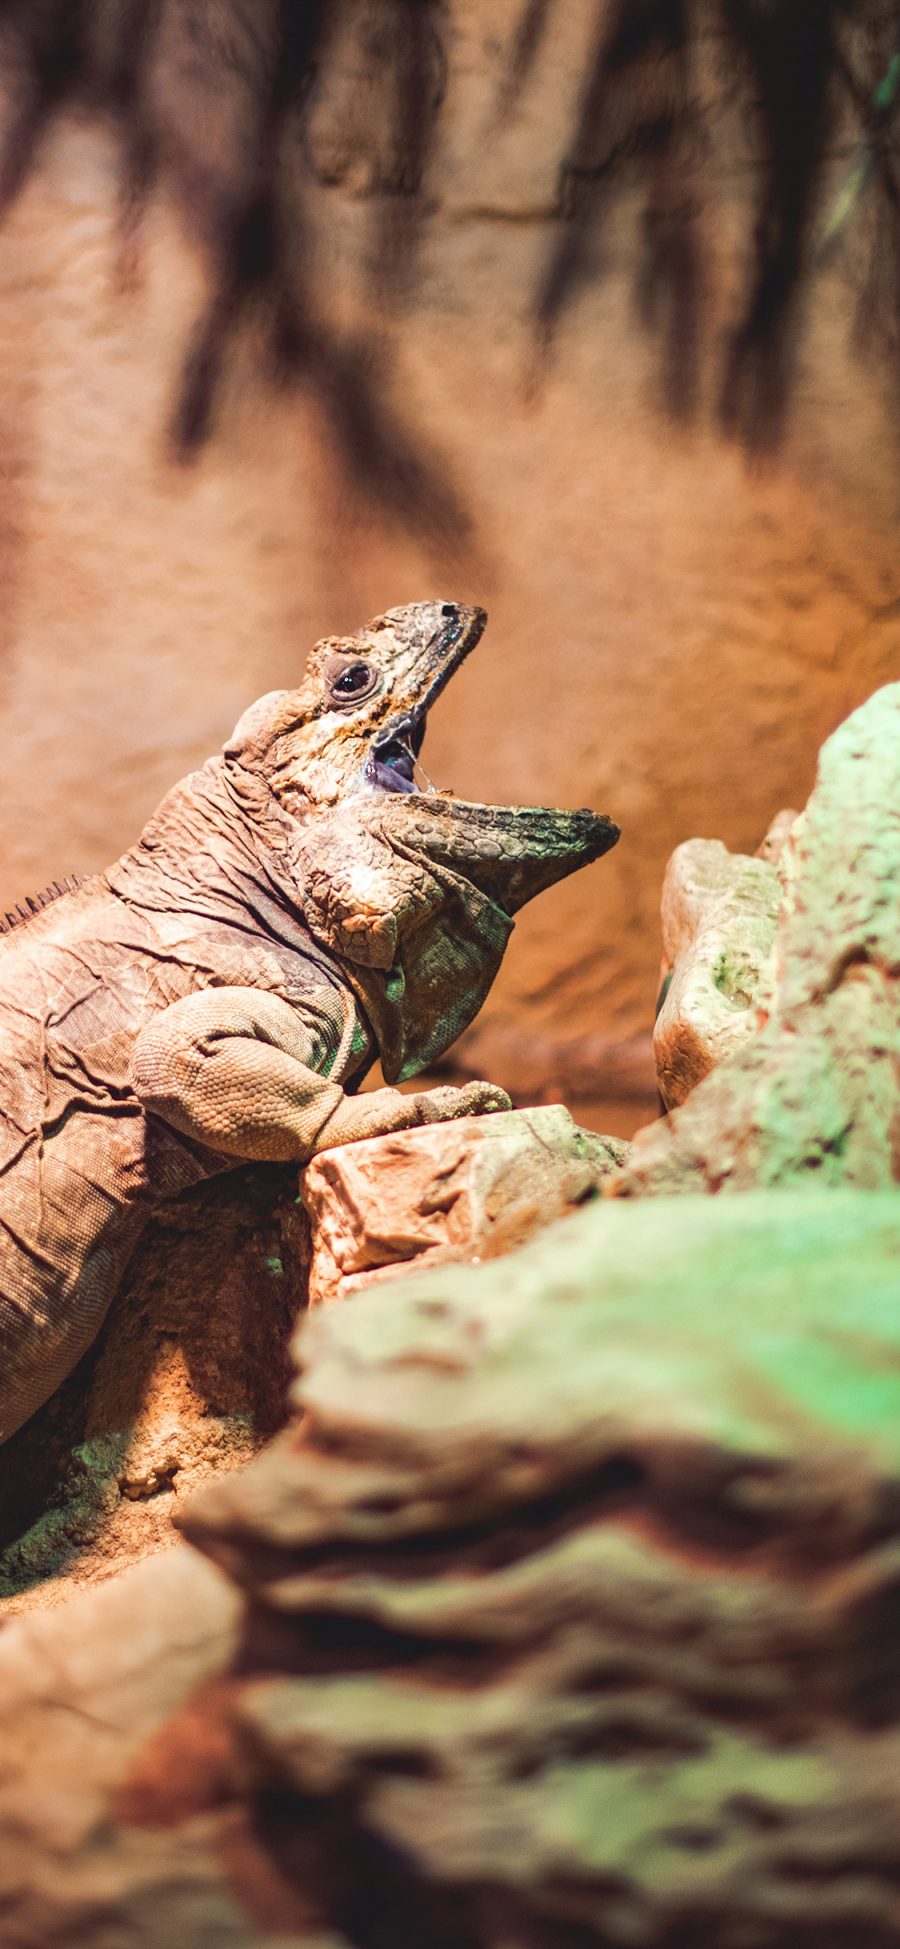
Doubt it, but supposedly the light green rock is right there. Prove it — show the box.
[617,682,900,1194]
[184,1187,900,1946]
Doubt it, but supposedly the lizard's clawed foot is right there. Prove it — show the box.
[412,1080,512,1123]
[310,1078,512,1154]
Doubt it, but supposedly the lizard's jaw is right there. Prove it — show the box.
[365,603,486,796]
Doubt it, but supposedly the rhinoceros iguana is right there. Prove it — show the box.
[0,600,618,1441]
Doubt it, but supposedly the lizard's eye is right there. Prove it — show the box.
[326,657,380,706]
[333,662,372,695]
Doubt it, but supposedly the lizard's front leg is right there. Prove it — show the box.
[131,987,510,1164]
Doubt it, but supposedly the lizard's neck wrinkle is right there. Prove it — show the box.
[107,759,308,942]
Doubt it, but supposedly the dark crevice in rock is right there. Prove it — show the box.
[0,1162,309,1599]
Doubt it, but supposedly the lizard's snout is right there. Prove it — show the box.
[365,602,487,796]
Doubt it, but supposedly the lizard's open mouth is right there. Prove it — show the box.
[365,603,486,796]
[366,723,427,794]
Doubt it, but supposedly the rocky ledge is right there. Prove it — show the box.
[1,1188,899,1944]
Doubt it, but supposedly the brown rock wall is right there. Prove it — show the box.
[0,13,898,1119]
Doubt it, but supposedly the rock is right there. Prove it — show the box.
[755,806,800,866]
[0,1165,309,1614]
[178,1188,900,1947]
[616,684,900,1193]
[300,1104,626,1306]
[2,1189,900,1943]
[0,1545,271,1948]
[0,1539,350,1944]
[653,833,782,1108]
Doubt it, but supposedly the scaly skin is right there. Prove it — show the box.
[0,601,619,1442]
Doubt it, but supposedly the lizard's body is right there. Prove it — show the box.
[0,787,368,1434]
[0,603,618,1442]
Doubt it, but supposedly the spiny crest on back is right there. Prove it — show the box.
[0,876,87,938]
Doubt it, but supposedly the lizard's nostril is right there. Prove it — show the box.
[440,603,457,618]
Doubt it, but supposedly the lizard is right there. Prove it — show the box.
[0,600,619,1444]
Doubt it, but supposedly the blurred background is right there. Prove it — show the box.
[0,0,898,1136]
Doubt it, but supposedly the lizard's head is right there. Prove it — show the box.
[229,600,491,806]
[227,599,619,901]
[225,601,620,1076]
[309,598,488,799]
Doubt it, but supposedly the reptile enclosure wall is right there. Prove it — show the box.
[0,1,897,1130]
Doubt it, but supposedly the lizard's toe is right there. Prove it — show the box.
[415,1081,511,1123]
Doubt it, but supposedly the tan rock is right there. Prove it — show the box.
[755,806,800,865]
[0,1546,281,1949]
[615,684,900,1194]
[300,1105,627,1306]
[653,834,782,1108]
